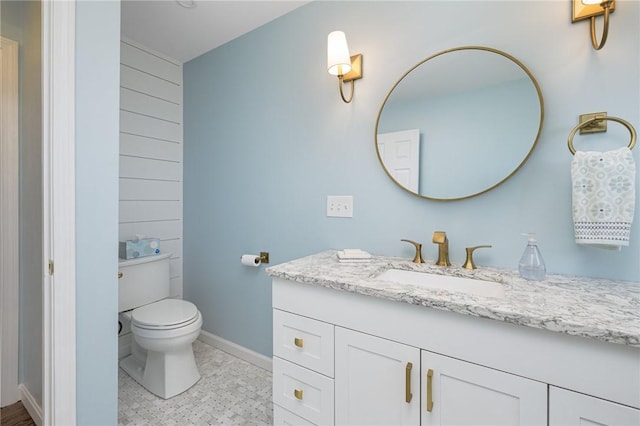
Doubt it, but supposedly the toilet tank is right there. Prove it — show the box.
[118,253,171,312]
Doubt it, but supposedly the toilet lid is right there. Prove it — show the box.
[132,299,198,328]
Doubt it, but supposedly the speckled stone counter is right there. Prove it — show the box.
[266,250,640,347]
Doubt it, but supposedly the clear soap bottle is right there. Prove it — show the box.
[518,233,546,281]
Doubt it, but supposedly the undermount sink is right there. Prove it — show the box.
[376,269,506,299]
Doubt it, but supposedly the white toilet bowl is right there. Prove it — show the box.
[120,298,203,399]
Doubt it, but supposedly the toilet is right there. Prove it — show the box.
[118,253,202,399]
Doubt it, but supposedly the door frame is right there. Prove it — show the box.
[0,35,20,408]
[42,1,77,424]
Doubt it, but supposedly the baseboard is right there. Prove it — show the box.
[118,332,132,360]
[198,330,272,372]
[18,383,43,426]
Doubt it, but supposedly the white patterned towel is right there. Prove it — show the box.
[571,147,636,248]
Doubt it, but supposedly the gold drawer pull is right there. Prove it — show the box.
[118,272,123,278]
[426,368,434,412]
[294,389,303,400]
[405,362,413,403]
[294,337,304,348]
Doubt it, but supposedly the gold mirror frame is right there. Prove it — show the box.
[375,46,544,201]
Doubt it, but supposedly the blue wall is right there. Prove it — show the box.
[184,1,640,357]
[75,1,120,423]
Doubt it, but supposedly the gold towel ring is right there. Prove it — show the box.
[568,116,637,155]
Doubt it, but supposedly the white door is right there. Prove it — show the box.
[335,327,420,426]
[421,350,547,425]
[377,129,420,193]
[549,386,640,425]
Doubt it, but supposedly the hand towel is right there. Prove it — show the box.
[337,249,372,262]
[571,147,635,248]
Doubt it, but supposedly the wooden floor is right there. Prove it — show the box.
[0,401,36,426]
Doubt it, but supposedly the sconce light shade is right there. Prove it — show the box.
[327,31,352,76]
[327,31,363,103]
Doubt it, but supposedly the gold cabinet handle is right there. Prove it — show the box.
[294,389,303,400]
[117,272,123,278]
[294,337,304,348]
[405,362,413,403]
[426,368,434,412]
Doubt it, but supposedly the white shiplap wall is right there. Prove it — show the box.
[119,39,183,297]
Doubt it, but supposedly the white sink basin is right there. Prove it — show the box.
[376,269,505,299]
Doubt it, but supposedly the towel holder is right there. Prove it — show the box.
[568,116,636,155]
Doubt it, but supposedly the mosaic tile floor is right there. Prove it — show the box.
[118,340,273,425]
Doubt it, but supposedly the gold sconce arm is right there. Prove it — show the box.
[336,54,362,104]
[338,76,354,103]
[590,1,612,50]
[572,0,616,51]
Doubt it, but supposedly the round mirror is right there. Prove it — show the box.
[375,46,544,201]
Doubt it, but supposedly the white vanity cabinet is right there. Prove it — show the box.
[421,351,547,425]
[271,275,640,426]
[335,327,421,425]
[549,387,640,426]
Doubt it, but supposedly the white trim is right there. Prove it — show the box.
[18,384,43,426]
[198,330,273,372]
[0,36,20,407]
[42,1,76,424]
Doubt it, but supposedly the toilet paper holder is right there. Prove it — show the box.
[241,252,270,267]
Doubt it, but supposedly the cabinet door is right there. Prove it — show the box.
[421,351,547,426]
[550,386,640,425]
[335,327,421,426]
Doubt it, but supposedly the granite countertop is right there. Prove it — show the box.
[266,250,640,347]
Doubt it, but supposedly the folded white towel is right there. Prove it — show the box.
[338,258,372,264]
[336,249,372,260]
[571,147,636,248]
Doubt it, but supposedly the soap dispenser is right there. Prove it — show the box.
[518,233,546,281]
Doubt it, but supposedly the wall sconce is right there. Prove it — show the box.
[327,31,363,103]
[572,0,615,50]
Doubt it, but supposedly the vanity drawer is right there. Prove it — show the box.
[273,309,334,377]
[273,404,317,426]
[273,357,334,426]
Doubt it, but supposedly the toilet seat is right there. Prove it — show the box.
[132,299,199,330]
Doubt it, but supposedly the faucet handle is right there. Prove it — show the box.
[432,231,447,244]
[401,239,425,264]
[463,245,492,270]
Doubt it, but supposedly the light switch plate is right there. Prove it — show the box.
[327,196,353,218]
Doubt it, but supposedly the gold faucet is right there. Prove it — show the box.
[432,231,451,266]
[401,239,424,263]
[462,245,492,269]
